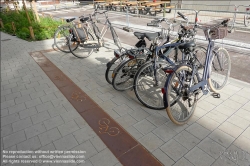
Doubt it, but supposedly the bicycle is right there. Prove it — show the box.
[162,19,230,125]
[68,10,122,58]
[244,5,250,27]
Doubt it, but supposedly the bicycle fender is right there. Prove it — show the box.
[162,72,174,108]
[106,57,118,68]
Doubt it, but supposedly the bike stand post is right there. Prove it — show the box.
[123,6,133,32]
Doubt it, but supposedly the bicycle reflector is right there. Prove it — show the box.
[114,50,120,58]
[163,68,174,74]
[161,87,166,94]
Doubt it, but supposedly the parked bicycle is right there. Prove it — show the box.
[68,10,122,58]
[162,19,230,125]
[244,5,250,26]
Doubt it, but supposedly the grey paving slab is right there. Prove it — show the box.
[19,107,38,119]
[43,116,65,130]
[38,128,62,146]
[209,129,235,148]
[12,117,33,132]
[89,148,119,166]
[134,119,156,135]
[3,130,26,149]
[53,134,79,150]
[16,136,41,151]
[57,120,80,136]
[8,103,26,115]
[185,147,215,166]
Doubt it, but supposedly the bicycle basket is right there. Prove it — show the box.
[205,27,228,40]
[72,27,88,42]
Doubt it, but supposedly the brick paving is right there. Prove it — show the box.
[1,31,250,166]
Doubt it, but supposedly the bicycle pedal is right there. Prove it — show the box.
[212,93,220,98]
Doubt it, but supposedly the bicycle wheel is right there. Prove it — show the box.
[244,13,250,27]
[68,32,95,58]
[112,58,145,91]
[134,61,169,110]
[165,65,198,125]
[208,48,231,93]
[54,26,76,53]
[105,55,128,84]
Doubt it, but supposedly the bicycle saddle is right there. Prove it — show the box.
[80,17,90,23]
[145,32,160,41]
[134,32,146,39]
[178,41,196,49]
[66,18,76,22]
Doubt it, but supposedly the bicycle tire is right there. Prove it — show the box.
[244,14,250,27]
[54,25,74,53]
[134,61,170,110]
[165,65,198,125]
[68,32,95,58]
[105,55,127,84]
[112,58,146,91]
[208,47,231,93]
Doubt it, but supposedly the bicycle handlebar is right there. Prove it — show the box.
[177,12,188,21]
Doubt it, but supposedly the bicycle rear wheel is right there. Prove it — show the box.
[208,48,231,92]
[244,13,250,27]
[112,58,145,91]
[134,61,169,110]
[165,65,198,125]
[54,26,74,53]
[68,33,95,58]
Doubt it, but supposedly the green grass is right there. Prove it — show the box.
[0,10,63,41]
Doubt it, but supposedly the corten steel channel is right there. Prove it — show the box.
[29,50,163,166]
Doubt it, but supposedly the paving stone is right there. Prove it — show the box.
[126,126,143,140]
[205,110,229,124]
[36,101,55,113]
[43,116,64,130]
[128,108,150,121]
[60,110,80,122]
[74,117,88,129]
[58,120,80,136]
[12,117,33,132]
[160,139,188,162]
[31,111,51,124]
[197,137,226,160]
[8,103,26,115]
[235,108,250,121]
[112,104,133,116]
[1,108,9,117]
[25,123,47,139]
[222,84,241,95]
[153,124,178,142]
[110,95,130,106]
[185,123,211,140]
[19,107,38,119]
[226,114,250,130]
[173,158,195,166]
[71,140,98,159]
[40,93,58,103]
[20,88,36,96]
[77,160,93,166]
[236,88,250,100]
[221,99,243,111]
[3,82,17,90]
[139,133,164,152]
[4,91,21,101]
[197,116,220,131]
[185,147,215,166]
[233,135,250,154]
[73,126,96,144]
[218,121,244,138]
[204,95,224,106]
[25,98,43,109]
[38,128,62,146]
[30,91,46,100]
[209,129,235,148]
[174,130,200,150]
[25,82,40,89]
[17,136,41,151]
[1,100,16,110]
[197,100,216,112]
[116,114,137,129]
[146,113,169,127]
[165,121,189,133]
[213,104,237,117]
[134,119,156,135]
[211,156,238,166]
[53,134,78,151]
[89,148,119,166]
[34,84,50,92]
[242,101,250,112]
[1,124,13,138]
[14,94,31,105]
[229,94,249,105]
[3,130,26,149]
[89,136,106,152]
[97,92,114,102]
[152,149,175,165]
[1,89,12,97]
[226,144,250,166]
[39,143,56,152]
[11,84,27,93]
[1,113,20,126]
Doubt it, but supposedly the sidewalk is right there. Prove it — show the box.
[1,32,250,166]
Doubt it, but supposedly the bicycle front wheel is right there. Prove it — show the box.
[54,26,73,53]
[134,61,169,110]
[68,33,95,58]
[165,65,198,125]
[244,13,250,27]
[112,58,146,91]
[208,48,231,93]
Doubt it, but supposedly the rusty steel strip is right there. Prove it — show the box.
[29,51,163,166]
